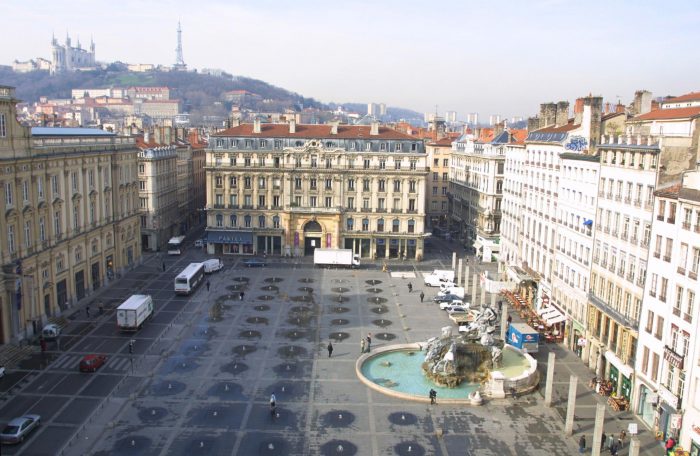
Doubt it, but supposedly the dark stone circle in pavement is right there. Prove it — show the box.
[246,316,269,325]
[166,433,237,456]
[289,306,311,313]
[299,277,314,283]
[179,341,210,356]
[320,440,358,456]
[257,295,274,301]
[298,286,314,293]
[367,287,383,293]
[372,319,393,328]
[233,277,250,282]
[204,381,245,401]
[388,411,418,425]
[137,406,168,422]
[112,435,153,455]
[371,306,389,314]
[161,357,200,374]
[367,296,388,304]
[265,381,310,401]
[261,285,279,292]
[331,287,350,293]
[194,326,217,339]
[329,332,350,341]
[321,410,356,428]
[232,344,258,356]
[366,279,382,285]
[330,318,349,326]
[330,305,350,313]
[395,441,426,456]
[272,361,310,378]
[284,330,307,340]
[278,345,308,358]
[286,315,313,326]
[185,403,245,428]
[333,295,350,303]
[290,295,312,302]
[375,332,396,341]
[264,277,284,283]
[254,304,271,311]
[149,379,186,396]
[220,361,249,375]
[226,284,243,291]
[240,329,262,339]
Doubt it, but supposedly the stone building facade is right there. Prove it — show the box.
[425,137,452,230]
[0,86,141,343]
[205,120,428,260]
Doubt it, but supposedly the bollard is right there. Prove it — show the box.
[628,438,640,456]
[564,375,578,435]
[464,265,470,287]
[591,403,605,456]
[544,352,555,407]
[500,304,508,341]
[457,259,463,286]
[452,252,456,270]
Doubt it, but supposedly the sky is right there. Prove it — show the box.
[1,0,699,120]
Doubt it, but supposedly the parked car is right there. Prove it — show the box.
[439,300,464,310]
[243,258,267,268]
[0,414,41,444]
[194,239,205,248]
[0,366,5,378]
[432,294,462,303]
[447,306,469,315]
[79,354,107,373]
[41,323,61,340]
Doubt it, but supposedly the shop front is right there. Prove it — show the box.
[344,238,371,258]
[636,384,657,428]
[658,386,681,441]
[690,439,700,456]
[206,230,254,255]
[375,238,386,259]
[256,235,282,255]
[572,320,586,358]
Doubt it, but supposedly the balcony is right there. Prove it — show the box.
[588,291,638,330]
[656,215,664,221]
[653,251,661,259]
[634,199,642,207]
[663,255,671,262]
[682,222,691,230]
[677,267,686,275]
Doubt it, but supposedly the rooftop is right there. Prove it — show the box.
[663,91,700,104]
[213,123,418,141]
[632,106,700,121]
[654,183,681,199]
[31,127,115,137]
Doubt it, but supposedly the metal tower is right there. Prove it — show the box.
[174,22,186,70]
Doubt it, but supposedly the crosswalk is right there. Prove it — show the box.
[50,354,132,372]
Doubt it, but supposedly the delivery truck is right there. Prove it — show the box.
[506,323,539,353]
[313,248,360,268]
[116,295,154,332]
[424,269,456,287]
[438,286,466,299]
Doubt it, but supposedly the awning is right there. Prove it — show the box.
[206,230,253,245]
[604,350,634,378]
[583,219,593,226]
[507,265,535,284]
[546,313,567,325]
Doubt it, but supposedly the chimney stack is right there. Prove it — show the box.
[632,90,653,116]
[574,98,585,125]
[330,121,338,135]
[555,101,570,127]
[494,121,505,137]
[164,126,172,144]
[253,118,261,134]
[370,121,379,136]
[527,117,540,132]
[154,127,162,145]
[144,130,150,144]
[289,119,296,134]
[539,103,557,128]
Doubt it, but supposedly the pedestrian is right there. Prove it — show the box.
[578,435,586,453]
[86,306,91,318]
[407,282,413,293]
[419,291,425,303]
[360,337,366,354]
[366,333,372,352]
[162,261,166,272]
[240,291,245,301]
[665,437,676,454]
[39,336,47,353]
[610,441,618,456]
[270,392,277,420]
[429,388,437,404]
[129,340,134,354]
[206,280,210,292]
[618,430,626,448]
[327,341,333,358]
[601,432,607,451]
[99,300,104,315]
[607,433,615,452]
[507,314,512,325]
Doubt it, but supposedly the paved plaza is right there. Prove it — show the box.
[0,239,667,455]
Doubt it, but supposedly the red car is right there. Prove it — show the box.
[79,354,107,372]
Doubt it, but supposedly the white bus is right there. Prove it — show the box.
[174,262,205,295]
[167,236,186,255]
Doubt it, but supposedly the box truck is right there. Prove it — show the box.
[506,323,539,353]
[117,295,154,332]
[424,269,456,286]
[203,258,224,273]
[313,248,360,268]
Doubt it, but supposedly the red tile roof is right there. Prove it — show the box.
[633,106,700,121]
[428,137,455,146]
[654,183,681,199]
[213,123,418,140]
[664,92,700,103]
[510,129,528,145]
[477,128,494,143]
[534,120,580,133]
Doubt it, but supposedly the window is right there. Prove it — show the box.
[37,178,43,199]
[408,199,416,211]
[138,164,145,174]
[409,180,416,193]
[362,218,369,231]
[310,196,317,207]
[408,219,415,233]
[396,143,402,152]
[22,180,29,202]
[272,195,280,208]
[215,214,223,227]
[655,315,664,340]
[310,178,317,190]
[244,157,251,167]
[410,160,416,170]
[364,159,370,169]
[442,172,448,181]
[660,277,668,302]
[379,159,386,170]
[433,172,438,181]
[4,182,12,206]
[394,161,401,170]
[259,177,266,189]
[215,194,224,206]
[0,113,6,137]
[348,179,355,191]
[443,158,449,167]
[392,219,400,233]
[244,215,251,228]
[363,198,370,209]
[377,219,384,232]
[273,216,280,229]
[691,247,700,274]
[433,187,438,195]
[311,157,318,168]
[7,224,15,253]
[686,290,695,323]
[346,218,354,231]
[39,217,45,241]
[258,195,266,207]
[230,215,237,227]
[230,176,237,188]
[139,180,146,191]
[325,197,332,207]
[393,198,400,210]
[230,195,238,207]
[664,238,673,262]
[244,177,252,189]
[71,172,78,191]
[347,197,354,209]
[260,140,267,149]
[325,159,332,169]
[363,179,370,192]
[325,178,332,190]
[294,178,302,190]
[73,206,80,231]
[258,215,265,228]
[674,286,683,316]
[378,179,385,192]
[215,176,223,187]
[230,156,237,166]
[393,180,401,192]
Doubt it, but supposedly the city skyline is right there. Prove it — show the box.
[1,0,699,120]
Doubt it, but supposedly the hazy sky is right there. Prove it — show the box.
[1,0,699,119]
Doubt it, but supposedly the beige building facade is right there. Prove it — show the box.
[206,121,429,260]
[0,86,141,343]
[425,137,452,230]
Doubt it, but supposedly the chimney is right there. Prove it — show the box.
[154,127,162,145]
[289,119,296,134]
[632,90,653,116]
[527,116,540,132]
[539,103,557,128]
[581,96,603,150]
[164,126,172,144]
[144,130,150,144]
[574,98,585,125]
[370,121,379,135]
[494,121,505,137]
[253,118,261,134]
[330,121,338,135]
[555,101,569,127]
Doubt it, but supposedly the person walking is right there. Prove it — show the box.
[86,306,91,318]
[600,432,607,451]
[407,282,413,293]
[429,388,437,405]
[366,333,372,352]
[578,435,586,453]
[206,280,210,292]
[39,336,47,354]
[239,291,245,301]
[270,392,277,420]
[419,291,425,303]
[162,261,166,272]
[609,441,618,456]
[327,341,333,358]
[617,430,626,449]
[360,337,366,354]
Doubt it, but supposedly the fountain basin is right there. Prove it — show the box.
[356,343,538,403]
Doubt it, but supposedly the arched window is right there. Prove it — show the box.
[408,219,415,234]
[258,215,266,228]
[272,215,280,229]
[362,218,369,231]
[377,218,385,232]
[230,214,237,227]
[346,218,354,231]
[216,214,223,227]
[244,215,251,228]
[392,219,400,233]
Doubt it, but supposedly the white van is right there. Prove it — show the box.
[203,258,223,273]
[438,286,465,299]
[42,324,61,340]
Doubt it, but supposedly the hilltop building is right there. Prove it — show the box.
[51,34,96,74]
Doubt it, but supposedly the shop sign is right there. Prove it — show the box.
[664,345,685,370]
[671,414,683,429]
[659,385,680,410]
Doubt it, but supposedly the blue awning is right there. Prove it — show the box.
[583,219,593,226]
[206,230,253,245]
